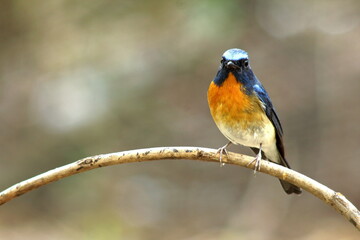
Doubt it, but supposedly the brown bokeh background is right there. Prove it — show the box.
[1,0,359,239]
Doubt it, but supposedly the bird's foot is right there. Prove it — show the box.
[247,143,262,174]
[247,154,262,174]
[216,142,231,167]
[217,147,228,167]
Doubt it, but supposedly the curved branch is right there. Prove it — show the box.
[0,146,359,230]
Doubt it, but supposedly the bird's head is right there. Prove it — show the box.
[221,48,250,72]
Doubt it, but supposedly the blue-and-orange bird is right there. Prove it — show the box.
[207,48,301,194]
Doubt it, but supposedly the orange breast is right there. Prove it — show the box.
[207,73,264,128]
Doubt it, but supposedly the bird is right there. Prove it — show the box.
[207,48,302,194]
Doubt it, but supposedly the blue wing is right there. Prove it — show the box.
[253,81,301,194]
[253,83,285,156]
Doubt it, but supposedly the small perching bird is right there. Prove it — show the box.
[207,48,301,194]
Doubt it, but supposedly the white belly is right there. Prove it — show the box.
[216,118,280,162]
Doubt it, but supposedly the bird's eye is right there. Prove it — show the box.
[244,60,249,68]
[220,58,225,64]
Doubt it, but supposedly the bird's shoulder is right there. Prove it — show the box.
[252,82,283,136]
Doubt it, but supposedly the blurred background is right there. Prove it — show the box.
[0,0,359,239]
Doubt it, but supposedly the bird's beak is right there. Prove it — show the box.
[225,61,238,70]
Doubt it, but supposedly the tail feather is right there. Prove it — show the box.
[279,179,302,194]
[278,155,302,194]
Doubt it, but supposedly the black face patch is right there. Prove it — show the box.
[213,68,230,86]
[213,62,255,90]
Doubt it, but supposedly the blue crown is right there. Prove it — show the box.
[222,48,248,61]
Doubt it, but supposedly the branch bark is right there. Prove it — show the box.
[0,146,359,230]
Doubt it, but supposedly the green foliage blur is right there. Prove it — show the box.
[1,0,359,239]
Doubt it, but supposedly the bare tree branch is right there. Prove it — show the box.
[0,146,359,230]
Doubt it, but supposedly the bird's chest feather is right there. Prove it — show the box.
[207,73,275,147]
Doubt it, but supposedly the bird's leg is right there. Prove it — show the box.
[247,143,263,174]
[217,141,232,166]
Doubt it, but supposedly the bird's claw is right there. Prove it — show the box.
[247,154,262,174]
[217,146,228,167]
[216,142,231,167]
